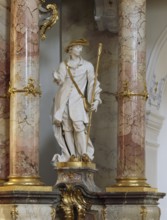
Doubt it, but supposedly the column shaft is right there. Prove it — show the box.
[0,0,10,183]
[117,0,148,186]
[8,0,42,185]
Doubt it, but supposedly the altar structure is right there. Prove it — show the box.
[0,0,165,219]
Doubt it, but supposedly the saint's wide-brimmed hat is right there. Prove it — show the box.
[65,38,89,53]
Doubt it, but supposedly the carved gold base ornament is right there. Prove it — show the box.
[58,185,90,220]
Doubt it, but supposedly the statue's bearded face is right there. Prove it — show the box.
[70,45,83,56]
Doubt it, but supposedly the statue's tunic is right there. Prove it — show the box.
[53,58,101,123]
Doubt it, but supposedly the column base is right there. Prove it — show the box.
[4,176,45,187]
[106,177,157,192]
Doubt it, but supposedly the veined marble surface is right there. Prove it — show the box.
[117,0,146,178]
[9,0,40,177]
[0,204,55,220]
[0,0,10,180]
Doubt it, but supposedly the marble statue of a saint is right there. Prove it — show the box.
[52,39,102,164]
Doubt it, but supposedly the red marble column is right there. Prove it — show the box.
[0,1,10,183]
[7,0,42,185]
[116,0,149,187]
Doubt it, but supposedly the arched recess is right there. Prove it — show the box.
[145,26,167,188]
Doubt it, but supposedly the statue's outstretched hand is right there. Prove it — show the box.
[91,100,99,112]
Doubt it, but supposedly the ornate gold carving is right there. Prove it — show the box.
[50,206,56,220]
[8,78,41,97]
[40,0,59,40]
[102,205,107,220]
[113,81,149,101]
[10,205,19,220]
[59,185,90,220]
[140,206,147,220]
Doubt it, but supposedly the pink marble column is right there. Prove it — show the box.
[7,0,42,185]
[0,0,10,183]
[117,0,148,186]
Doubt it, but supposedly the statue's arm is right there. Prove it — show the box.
[53,62,66,85]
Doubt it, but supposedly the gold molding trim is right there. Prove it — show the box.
[10,205,19,220]
[140,206,147,220]
[4,176,45,187]
[106,186,157,193]
[8,78,41,97]
[0,185,53,192]
[106,177,158,192]
[115,177,150,187]
[56,161,96,169]
[40,1,59,40]
[113,81,149,101]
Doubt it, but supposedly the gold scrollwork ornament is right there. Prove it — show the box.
[39,0,59,40]
[8,78,41,97]
[115,80,149,101]
[59,185,90,220]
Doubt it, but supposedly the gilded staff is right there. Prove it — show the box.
[87,43,103,145]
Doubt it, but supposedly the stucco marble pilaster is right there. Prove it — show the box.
[117,0,148,186]
[7,0,42,185]
[0,0,10,183]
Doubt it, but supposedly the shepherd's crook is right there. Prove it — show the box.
[87,43,103,146]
